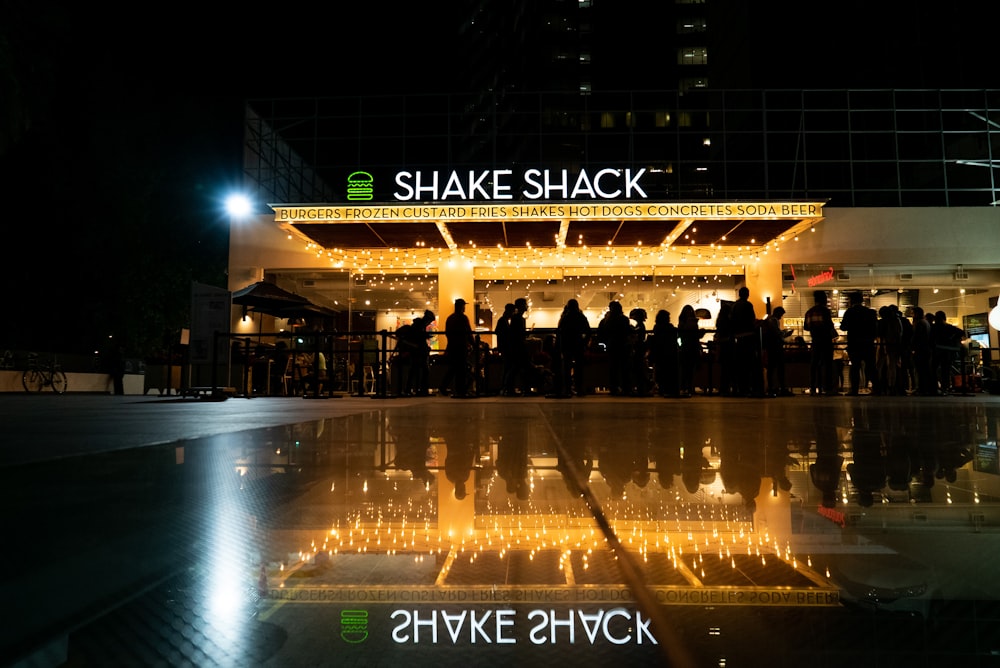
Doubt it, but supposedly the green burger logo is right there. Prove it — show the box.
[347,171,374,201]
[340,609,369,643]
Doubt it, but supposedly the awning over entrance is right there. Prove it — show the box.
[271,201,825,272]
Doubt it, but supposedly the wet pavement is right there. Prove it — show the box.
[3,392,1000,667]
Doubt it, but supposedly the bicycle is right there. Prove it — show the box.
[22,353,68,394]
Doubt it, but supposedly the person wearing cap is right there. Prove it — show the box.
[441,298,474,397]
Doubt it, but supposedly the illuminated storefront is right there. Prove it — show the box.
[229,181,998,356]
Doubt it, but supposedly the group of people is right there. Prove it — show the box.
[807,289,967,397]
[392,288,970,399]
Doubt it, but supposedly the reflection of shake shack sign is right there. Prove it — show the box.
[394,168,648,201]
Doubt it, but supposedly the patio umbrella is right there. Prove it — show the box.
[232,281,315,318]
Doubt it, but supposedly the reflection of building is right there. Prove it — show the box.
[250,399,1000,623]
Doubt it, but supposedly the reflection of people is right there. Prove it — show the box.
[438,406,477,499]
[496,432,530,500]
[810,407,843,508]
[720,440,762,513]
[443,436,476,500]
[848,429,886,507]
[556,438,593,497]
[391,413,435,486]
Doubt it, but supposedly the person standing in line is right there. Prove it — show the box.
[494,303,515,394]
[893,305,914,395]
[911,306,934,396]
[597,301,633,396]
[408,310,435,395]
[729,286,760,396]
[763,306,790,396]
[555,298,591,397]
[839,291,878,395]
[503,297,531,397]
[875,305,902,395]
[650,309,680,397]
[441,298,474,398]
[629,308,651,396]
[804,290,837,396]
[677,304,705,397]
[930,310,965,395]
[713,301,735,396]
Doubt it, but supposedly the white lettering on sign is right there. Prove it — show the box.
[393,168,647,201]
[388,608,656,645]
[270,201,824,223]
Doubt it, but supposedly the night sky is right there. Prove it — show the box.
[0,4,451,357]
[0,1,994,358]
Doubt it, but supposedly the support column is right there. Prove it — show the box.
[743,254,784,316]
[437,257,476,319]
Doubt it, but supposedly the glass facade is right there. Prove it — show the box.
[244,88,999,208]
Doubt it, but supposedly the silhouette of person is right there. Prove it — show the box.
[680,443,714,494]
[729,286,760,396]
[496,427,530,500]
[713,300,735,396]
[875,305,902,394]
[442,420,477,500]
[502,297,531,395]
[598,438,633,498]
[804,289,836,395]
[109,344,126,395]
[936,441,972,484]
[392,413,436,486]
[810,407,843,508]
[910,306,934,396]
[894,305,914,395]
[597,301,633,395]
[648,416,682,490]
[441,298,474,397]
[848,429,886,507]
[556,433,594,497]
[629,308,651,396]
[839,290,878,395]
[677,304,704,397]
[763,306,790,396]
[720,440,762,514]
[930,310,964,394]
[764,435,794,495]
[650,309,680,397]
[407,310,434,395]
[392,319,416,395]
[495,302,516,393]
[554,298,591,397]
[885,431,912,493]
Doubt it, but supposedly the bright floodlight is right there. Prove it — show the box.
[225,194,253,218]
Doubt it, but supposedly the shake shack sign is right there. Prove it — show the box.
[392,168,648,201]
